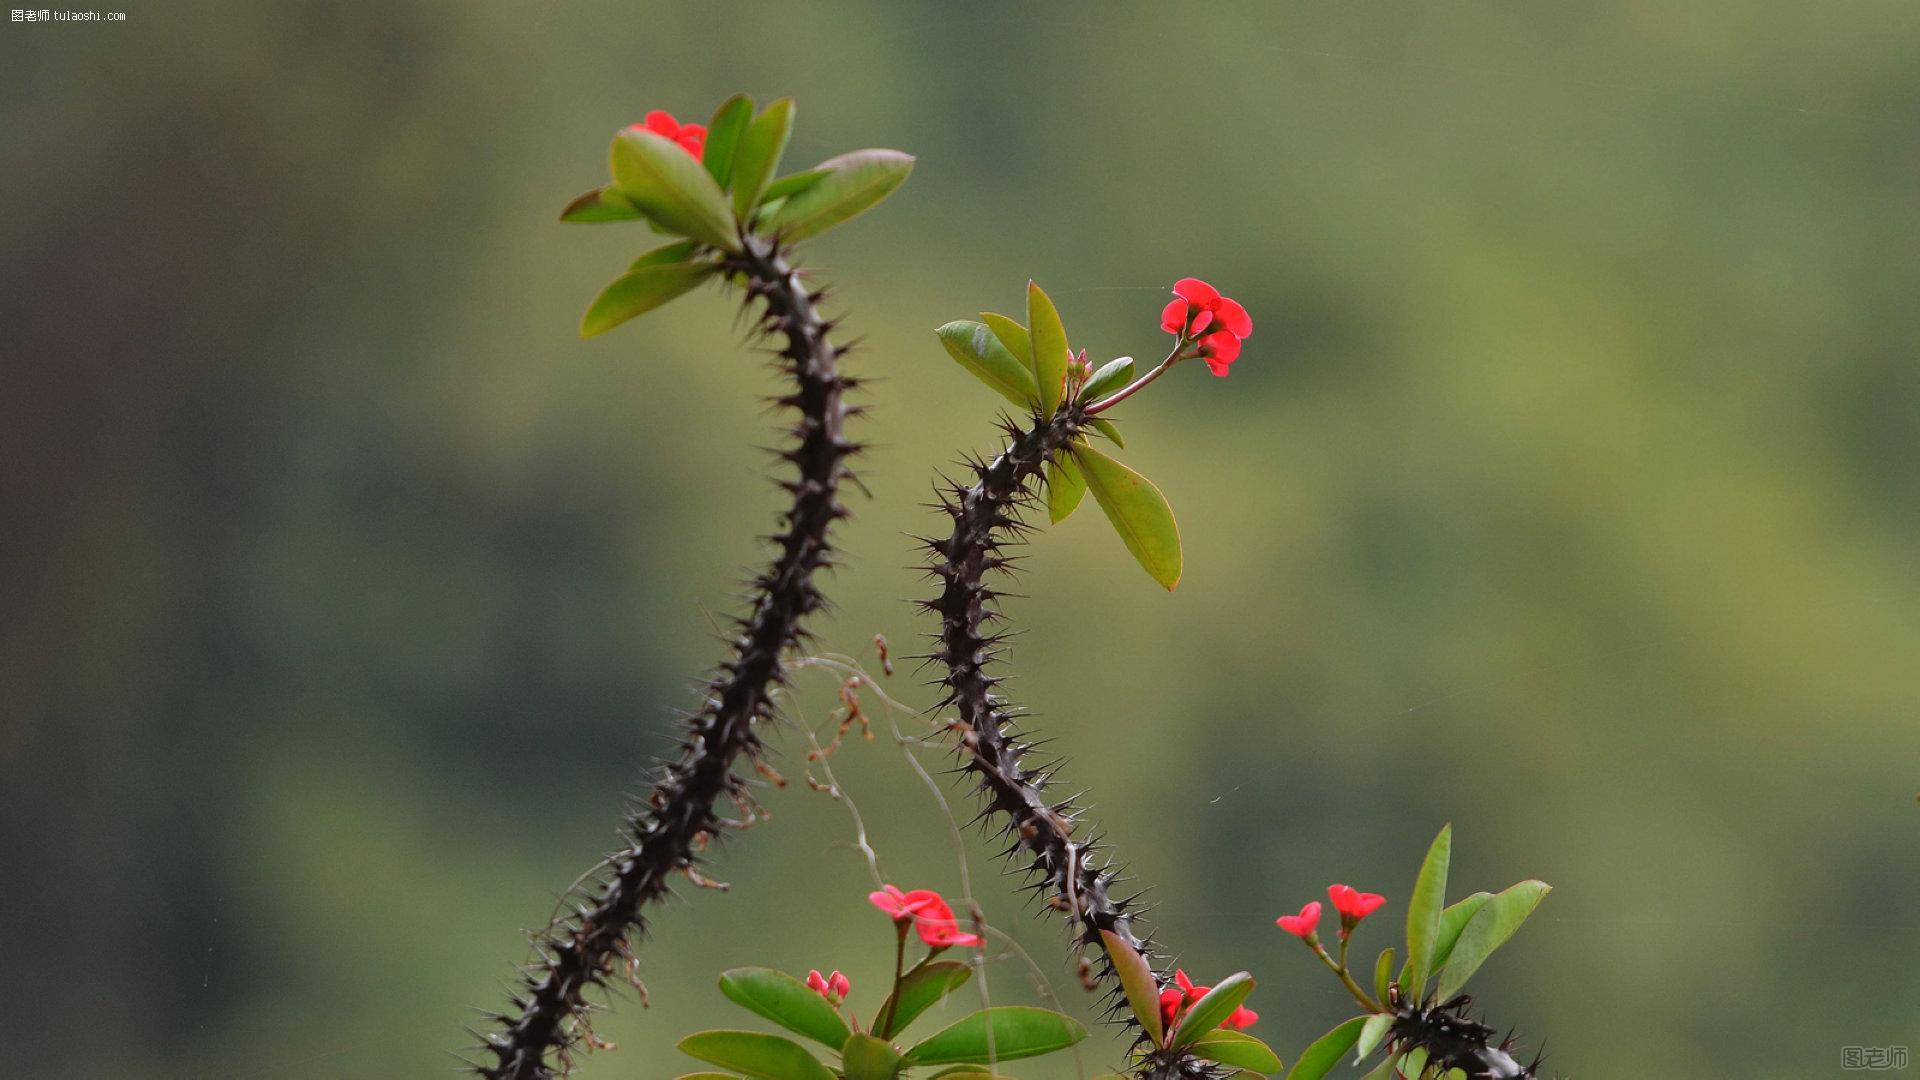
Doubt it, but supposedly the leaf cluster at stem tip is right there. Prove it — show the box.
[1282,826,1551,1080]
[563,94,915,338]
[935,280,1183,590]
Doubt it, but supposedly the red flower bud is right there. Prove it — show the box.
[1157,969,1257,1033]
[626,109,707,161]
[867,884,983,948]
[828,970,851,1001]
[1327,883,1387,924]
[806,969,830,997]
[1163,277,1252,377]
[1275,900,1322,939]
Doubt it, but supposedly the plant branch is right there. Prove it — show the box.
[477,233,857,1080]
[919,407,1219,1080]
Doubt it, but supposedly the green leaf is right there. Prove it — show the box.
[703,94,755,189]
[580,260,718,338]
[1170,971,1253,1048]
[840,1033,902,1080]
[675,1074,743,1080]
[901,1006,1087,1066]
[1283,1017,1368,1080]
[763,168,832,202]
[1025,281,1070,416]
[561,186,644,223]
[1434,880,1551,1001]
[875,960,973,1038]
[1098,929,1163,1047]
[934,320,1038,410]
[763,149,914,241]
[978,312,1032,372]
[1399,1047,1430,1080]
[731,98,795,221]
[1353,1013,1393,1062]
[610,128,738,249]
[1429,892,1494,976]
[1088,417,1125,448]
[1079,356,1134,403]
[1402,824,1453,997]
[1045,452,1086,524]
[925,1068,1004,1079]
[628,239,702,273]
[1188,1030,1282,1074]
[1372,947,1396,1008]
[1070,443,1183,590]
[1357,1053,1401,1080]
[717,968,852,1050]
[677,1030,835,1080]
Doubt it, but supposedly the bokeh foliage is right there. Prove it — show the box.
[3,3,1917,1077]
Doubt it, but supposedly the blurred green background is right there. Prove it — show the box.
[5,3,1918,1077]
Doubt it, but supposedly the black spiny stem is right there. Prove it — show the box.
[920,408,1215,1080]
[478,233,856,1080]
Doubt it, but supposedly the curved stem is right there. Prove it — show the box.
[922,407,1217,1080]
[478,234,856,1080]
[1085,342,1186,416]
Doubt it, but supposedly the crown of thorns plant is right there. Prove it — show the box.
[467,95,1552,1080]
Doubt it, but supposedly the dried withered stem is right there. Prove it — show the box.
[918,407,1215,1080]
[478,233,857,1080]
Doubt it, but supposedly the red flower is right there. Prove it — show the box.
[1157,969,1258,1033]
[806,968,850,1004]
[867,884,984,948]
[1328,884,1387,925]
[626,109,707,161]
[1160,277,1252,377]
[1275,900,1322,940]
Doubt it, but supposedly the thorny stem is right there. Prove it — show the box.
[477,233,857,1080]
[921,406,1219,1080]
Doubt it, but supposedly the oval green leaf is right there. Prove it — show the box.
[978,312,1032,372]
[1170,971,1253,1048]
[1358,1052,1401,1080]
[763,167,832,203]
[1353,1012,1393,1062]
[732,98,795,221]
[1080,356,1134,403]
[1402,824,1452,998]
[628,239,702,273]
[1070,443,1182,590]
[1098,929,1163,1047]
[1372,947,1396,1008]
[935,320,1039,410]
[875,959,973,1038]
[1088,416,1125,448]
[1045,451,1086,524]
[840,1033,902,1080]
[610,128,737,250]
[676,1073,743,1080]
[580,260,717,338]
[704,93,755,188]
[1434,880,1551,1002]
[763,149,914,241]
[1188,1029,1283,1074]
[716,967,852,1050]
[901,1006,1087,1066]
[1429,891,1494,976]
[561,185,644,223]
[1283,1016,1368,1080]
[1025,281,1069,416]
[677,1030,835,1080]
[1399,1047,1430,1079]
